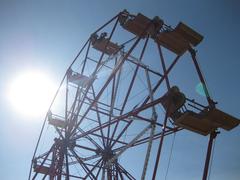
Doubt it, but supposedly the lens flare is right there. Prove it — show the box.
[195,82,207,97]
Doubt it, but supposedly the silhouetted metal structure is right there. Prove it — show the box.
[29,10,239,180]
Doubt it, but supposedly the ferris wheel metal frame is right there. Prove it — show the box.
[28,10,239,180]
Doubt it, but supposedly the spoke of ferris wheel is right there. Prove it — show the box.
[72,100,175,142]
[94,161,104,178]
[71,114,139,142]
[77,127,103,150]
[86,49,163,79]
[117,163,136,180]
[91,86,107,148]
[85,95,122,112]
[70,18,121,137]
[68,86,83,123]
[84,158,102,179]
[70,149,96,180]
[109,36,149,148]
[68,49,165,143]
[54,126,65,139]
[130,115,170,129]
[112,127,181,154]
[74,144,98,153]
[120,36,149,115]
[110,119,132,149]
[141,54,181,107]
[134,127,182,147]
[72,78,181,144]
[89,131,128,146]
[75,98,116,118]
[106,124,151,167]
[76,120,132,147]
[126,55,163,77]
[68,154,100,163]
[70,29,146,137]
[115,163,124,180]
[107,57,122,147]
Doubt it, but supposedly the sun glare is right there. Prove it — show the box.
[8,71,56,118]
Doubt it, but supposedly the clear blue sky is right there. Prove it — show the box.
[0,0,239,179]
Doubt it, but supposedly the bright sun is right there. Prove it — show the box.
[8,71,56,118]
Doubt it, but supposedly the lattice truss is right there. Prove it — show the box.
[29,10,239,180]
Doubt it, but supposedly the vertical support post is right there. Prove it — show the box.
[109,36,149,149]
[107,166,112,180]
[152,44,172,180]
[141,69,157,180]
[202,131,218,180]
[107,58,117,147]
[102,164,106,180]
[65,74,69,133]
[65,150,70,180]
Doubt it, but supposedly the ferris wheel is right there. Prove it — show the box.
[29,10,239,180]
